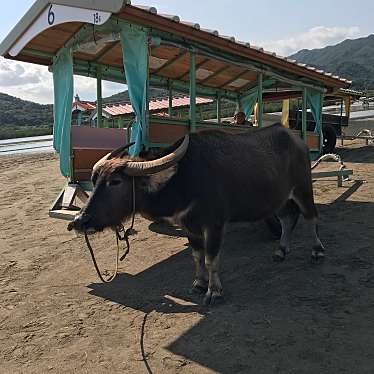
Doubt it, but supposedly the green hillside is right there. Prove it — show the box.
[290,34,374,90]
[0,93,53,139]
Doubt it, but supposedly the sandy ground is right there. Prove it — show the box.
[2,141,374,374]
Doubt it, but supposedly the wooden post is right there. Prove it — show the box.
[189,51,196,133]
[216,92,222,124]
[96,66,103,128]
[302,87,307,141]
[257,73,263,128]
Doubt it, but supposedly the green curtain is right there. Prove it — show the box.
[120,23,148,156]
[53,48,73,178]
[306,89,323,134]
[240,78,275,119]
[240,88,258,119]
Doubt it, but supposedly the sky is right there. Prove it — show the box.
[0,0,372,104]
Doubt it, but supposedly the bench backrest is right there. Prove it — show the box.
[71,126,128,182]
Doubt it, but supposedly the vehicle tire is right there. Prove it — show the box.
[264,215,282,240]
[322,124,337,154]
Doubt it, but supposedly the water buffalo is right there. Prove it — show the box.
[68,124,324,305]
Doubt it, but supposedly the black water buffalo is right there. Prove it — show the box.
[68,124,324,305]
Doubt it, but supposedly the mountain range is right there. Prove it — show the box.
[289,34,374,90]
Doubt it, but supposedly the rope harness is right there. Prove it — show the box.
[84,178,137,283]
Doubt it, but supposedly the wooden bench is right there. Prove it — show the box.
[149,118,321,152]
[71,126,128,182]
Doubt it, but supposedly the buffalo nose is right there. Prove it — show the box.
[67,213,91,232]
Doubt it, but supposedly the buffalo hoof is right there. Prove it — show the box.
[190,279,208,295]
[272,249,286,263]
[203,289,224,306]
[311,250,325,263]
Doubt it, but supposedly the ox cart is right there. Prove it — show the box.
[0,0,353,221]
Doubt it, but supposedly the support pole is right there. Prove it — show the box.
[339,97,343,128]
[189,51,196,133]
[96,66,103,128]
[257,73,263,128]
[117,116,124,129]
[302,87,307,141]
[145,64,150,150]
[216,92,222,124]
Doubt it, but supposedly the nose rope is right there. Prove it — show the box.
[84,177,137,283]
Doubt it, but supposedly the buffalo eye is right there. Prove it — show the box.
[107,179,122,187]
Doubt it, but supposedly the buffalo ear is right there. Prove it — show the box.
[109,142,135,159]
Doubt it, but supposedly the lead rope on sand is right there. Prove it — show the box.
[84,178,136,283]
[140,312,153,374]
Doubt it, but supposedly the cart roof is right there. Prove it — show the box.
[0,0,351,93]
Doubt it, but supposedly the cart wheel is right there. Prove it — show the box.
[322,124,337,154]
[265,215,282,240]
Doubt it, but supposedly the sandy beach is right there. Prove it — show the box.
[2,142,374,373]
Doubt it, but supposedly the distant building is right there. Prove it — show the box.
[72,94,96,126]
[72,94,213,128]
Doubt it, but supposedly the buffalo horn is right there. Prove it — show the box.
[92,142,135,172]
[125,135,189,176]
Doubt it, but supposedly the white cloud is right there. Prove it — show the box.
[260,26,362,57]
[0,57,126,104]
[0,58,52,103]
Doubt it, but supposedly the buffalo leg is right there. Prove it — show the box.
[189,236,208,293]
[273,200,300,262]
[309,219,325,262]
[203,224,224,306]
[292,187,325,261]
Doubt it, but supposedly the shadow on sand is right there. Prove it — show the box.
[88,179,374,373]
[337,144,374,164]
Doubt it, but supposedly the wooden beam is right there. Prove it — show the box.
[153,50,187,75]
[199,65,231,85]
[73,59,239,100]
[218,69,248,89]
[120,7,348,89]
[93,41,120,63]
[177,57,210,80]
[262,90,301,102]
[239,80,257,94]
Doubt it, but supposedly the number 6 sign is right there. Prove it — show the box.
[9,4,111,56]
